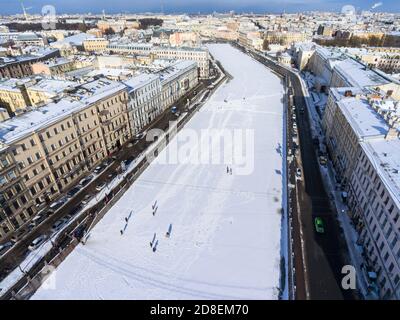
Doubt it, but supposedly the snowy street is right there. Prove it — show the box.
[32,44,285,300]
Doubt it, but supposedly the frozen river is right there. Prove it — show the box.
[32,43,285,300]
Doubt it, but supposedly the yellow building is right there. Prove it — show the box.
[83,38,110,53]
[0,78,131,239]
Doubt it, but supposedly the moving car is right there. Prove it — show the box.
[28,235,48,251]
[314,217,325,234]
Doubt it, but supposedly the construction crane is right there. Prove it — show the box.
[20,0,32,20]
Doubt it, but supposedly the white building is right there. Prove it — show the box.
[124,74,161,133]
[323,87,400,299]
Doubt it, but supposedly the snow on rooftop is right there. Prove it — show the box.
[158,60,197,84]
[123,73,159,91]
[338,97,390,139]
[0,99,82,143]
[51,33,95,47]
[362,138,400,207]
[0,78,126,144]
[334,58,390,88]
[28,79,77,94]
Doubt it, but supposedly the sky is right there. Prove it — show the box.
[0,0,399,15]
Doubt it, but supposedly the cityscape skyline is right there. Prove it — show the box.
[0,0,399,15]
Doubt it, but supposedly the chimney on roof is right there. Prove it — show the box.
[344,90,353,97]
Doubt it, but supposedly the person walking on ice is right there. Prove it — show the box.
[150,233,156,248]
[152,240,159,252]
[166,224,173,238]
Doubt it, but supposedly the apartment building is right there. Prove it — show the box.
[0,77,78,116]
[0,48,60,78]
[291,42,317,71]
[124,74,161,134]
[107,42,153,56]
[169,32,201,48]
[0,145,32,237]
[83,38,110,53]
[159,60,199,111]
[14,33,47,47]
[31,57,75,77]
[322,87,400,299]
[124,60,199,134]
[153,47,209,78]
[0,78,33,115]
[0,108,9,122]
[26,79,78,106]
[106,43,210,78]
[330,58,400,100]
[264,31,310,47]
[0,78,130,239]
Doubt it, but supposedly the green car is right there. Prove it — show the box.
[314,217,325,234]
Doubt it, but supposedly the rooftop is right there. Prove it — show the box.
[338,96,391,139]
[123,73,159,92]
[334,58,391,88]
[51,33,95,47]
[0,78,126,144]
[28,78,78,94]
[362,138,400,207]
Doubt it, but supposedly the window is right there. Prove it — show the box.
[30,139,36,147]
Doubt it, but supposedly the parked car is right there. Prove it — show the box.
[125,157,134,167]
[10,229,27,243]
[80,174,94,186]
[0,241,13,256]
[31,214,46,227]
[69,204,82,216]
[28,235,47,251]
[51,219,67,233]
[81,194,93,205]
[134,132,145,141]
[319,156,327,166]
[67,185,82,198]
[93,165,105,174]
[314,217,325,234]
[49,201,63,211]
[96,182,107,191]
[296,168,302,179]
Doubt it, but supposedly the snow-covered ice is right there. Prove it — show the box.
[32,44,285,300]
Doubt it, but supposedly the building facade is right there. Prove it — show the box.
[0,79,130,239]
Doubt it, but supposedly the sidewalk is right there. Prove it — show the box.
[298,71,372,299]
